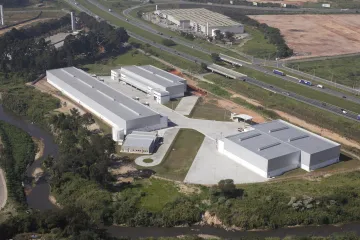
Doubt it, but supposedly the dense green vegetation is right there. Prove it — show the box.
[203,73,360,142]
[0,121,35,207]
[150,129,205,181]
[288,56,360,88]
[0,0,29,7]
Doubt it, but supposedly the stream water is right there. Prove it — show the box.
[1,104,359,239]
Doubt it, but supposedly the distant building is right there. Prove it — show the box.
[111,65,187,104]
[155,8,244,36]
[218,119,340,178]
[46,67,168,143]
[121,131,158,154]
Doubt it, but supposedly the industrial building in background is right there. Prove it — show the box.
[46,67,168,143]
[218,119,340,178]
[111,65,187,104]
[0,5,4,26]
[121,131,158,154]
[154,8,244,36]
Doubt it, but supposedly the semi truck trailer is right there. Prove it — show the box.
[273,69,285,76]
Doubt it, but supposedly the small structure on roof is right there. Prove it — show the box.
[121,131,158,154]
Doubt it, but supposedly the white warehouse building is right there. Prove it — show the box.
[111,65,187,104]
[155,8,244,36]
[46,67,168,143]
[218,120,340,178]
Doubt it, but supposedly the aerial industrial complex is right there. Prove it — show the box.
[111,65,187,104]
[218,120,341,178]
[46,67,168,143]
[154,8,244,36]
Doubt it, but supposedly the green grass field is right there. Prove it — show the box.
[238,26,277,59]
[139,178,181,212]
[234,66,360,113]
[287,56,360,88]
[81,50,167,75]
[189,98,232,121]
[150,129,204,181]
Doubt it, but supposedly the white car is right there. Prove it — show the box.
[108,8,112,12]
[341,109,347,114]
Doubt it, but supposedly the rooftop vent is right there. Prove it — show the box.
[269,126,289,133]
[258,142,281,151]
[288,135,309,142]
[239,132,261,141]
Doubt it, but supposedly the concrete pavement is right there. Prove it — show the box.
[175,96,199,116]
[184,137,268,184]
[135,128,179,167]
[0,168,7,210]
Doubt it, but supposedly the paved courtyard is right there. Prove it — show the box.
[184,137,268,184]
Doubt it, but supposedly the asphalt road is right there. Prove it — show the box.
[69,0,360,121]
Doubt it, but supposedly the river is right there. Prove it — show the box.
[1,104,360,239]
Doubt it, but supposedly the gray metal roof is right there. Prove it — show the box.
[226,130,299,160]
[122,131,157,148]
[157,8,241,27]
[46,67,160,122]
[119,65,186,90]
[253,120,340,154]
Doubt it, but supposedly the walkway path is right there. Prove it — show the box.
[0,168,7,210]
[175,96,199,116]
[135,128,179,167]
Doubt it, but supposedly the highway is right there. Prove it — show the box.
[68,0,360,121]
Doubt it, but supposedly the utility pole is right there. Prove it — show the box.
[0,5,4,26]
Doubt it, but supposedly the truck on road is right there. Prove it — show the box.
[357,114,360,120]
[299,79,312,86]
[273,69,285,76]
[316,84,324,89]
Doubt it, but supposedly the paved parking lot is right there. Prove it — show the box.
[184,137,268,185]
[175,96,199,116]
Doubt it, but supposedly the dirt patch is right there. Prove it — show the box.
[109,165,137,175]
[176,183,201,195]
[32,137,44,161]
[202,211,223,226]
[248,14,360,59]
[49,195,62,208]
[0,18,51,36]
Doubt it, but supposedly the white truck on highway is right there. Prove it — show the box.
[316,84,324,89]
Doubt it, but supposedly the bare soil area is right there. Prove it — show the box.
[249,14,360,59]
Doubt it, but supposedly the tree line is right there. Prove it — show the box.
[0,0,29,7]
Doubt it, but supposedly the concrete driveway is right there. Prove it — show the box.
[184,137,268,185]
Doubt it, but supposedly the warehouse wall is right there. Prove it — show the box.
[218,139,269,178]
[209,25,244,36]
[301,145,340,171]
[267,151,300,177]
[166,84,186,98]
[126,115,167,133]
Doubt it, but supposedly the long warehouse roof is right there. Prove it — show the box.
[157,8,241,27]
[118,65,186,89]
[122,131,157,148]
[224,119,340,159]
[47,67,160,121]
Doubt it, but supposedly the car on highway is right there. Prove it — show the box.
[341,109,347,114]
[342,96,347,99]
[269,85,273,88]
[108,8,112,12]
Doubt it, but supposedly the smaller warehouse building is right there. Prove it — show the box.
[155,8,244,36]
[111,65,187,104]
[121,131,158,154]
[218,119,340,178]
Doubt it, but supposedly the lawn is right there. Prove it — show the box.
[234,66,360,113]
[81,50,167,75]
[287,56,360,88]
[150,129,205,181]
[163,98,181,110]
[190,98,232,121]
[138,178,182,212]
[239,26,277,59]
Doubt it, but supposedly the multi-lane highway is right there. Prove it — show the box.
[68,0,360,121]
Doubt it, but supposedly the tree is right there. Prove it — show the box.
[218,179,236,196]
[161,39,176,47]
[211,53,220,63]
[200,62,208,70]
[225,31,235,42]
[214,30,223,41]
